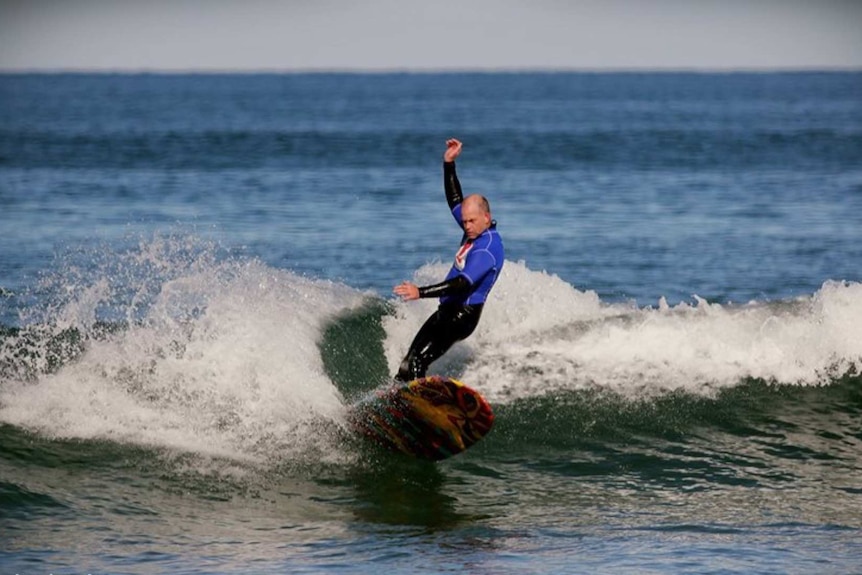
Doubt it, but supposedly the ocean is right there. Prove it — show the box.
[1,72,861,574]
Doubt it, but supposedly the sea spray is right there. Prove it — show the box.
[0,236,371,466]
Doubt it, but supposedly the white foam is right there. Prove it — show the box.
[0,240,369,466]
[5,246,860,465]
[384,262,862,402]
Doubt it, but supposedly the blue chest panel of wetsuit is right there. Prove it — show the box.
[441,204,505,306]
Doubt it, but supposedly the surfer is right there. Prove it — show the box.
[393,139,505,382]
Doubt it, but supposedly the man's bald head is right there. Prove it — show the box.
[461,194,492,240]
[463,194,490,214]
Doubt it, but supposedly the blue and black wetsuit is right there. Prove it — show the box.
[396,161,505,382]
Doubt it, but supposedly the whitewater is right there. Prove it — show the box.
[2,239,859,470]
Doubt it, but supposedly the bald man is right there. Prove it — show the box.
[393,139,505,382]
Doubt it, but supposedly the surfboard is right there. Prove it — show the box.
[349,375,495,461]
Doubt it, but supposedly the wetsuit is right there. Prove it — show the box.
[396,161,505,382]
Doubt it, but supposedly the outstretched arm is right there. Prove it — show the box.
[393,276,471,301]
[443,139,463,210]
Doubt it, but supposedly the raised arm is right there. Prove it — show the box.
[443,139,463,210]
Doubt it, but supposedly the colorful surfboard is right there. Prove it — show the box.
[349,376,495,461]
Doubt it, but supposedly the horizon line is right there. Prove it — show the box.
[2,65,861,75]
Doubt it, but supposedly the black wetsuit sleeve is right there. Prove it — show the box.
[444,161,463,210]
[418,275,471,299]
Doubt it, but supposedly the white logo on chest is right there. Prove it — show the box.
[454,241,474,270]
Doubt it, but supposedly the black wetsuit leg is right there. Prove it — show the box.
[396,303,483,382]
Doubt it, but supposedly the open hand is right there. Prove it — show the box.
[393,281,420,301]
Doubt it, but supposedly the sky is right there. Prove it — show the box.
[1,0,861,72]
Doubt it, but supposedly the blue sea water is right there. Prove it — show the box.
[1,72,861,574]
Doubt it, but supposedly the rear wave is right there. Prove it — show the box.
[382,262,862,402]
